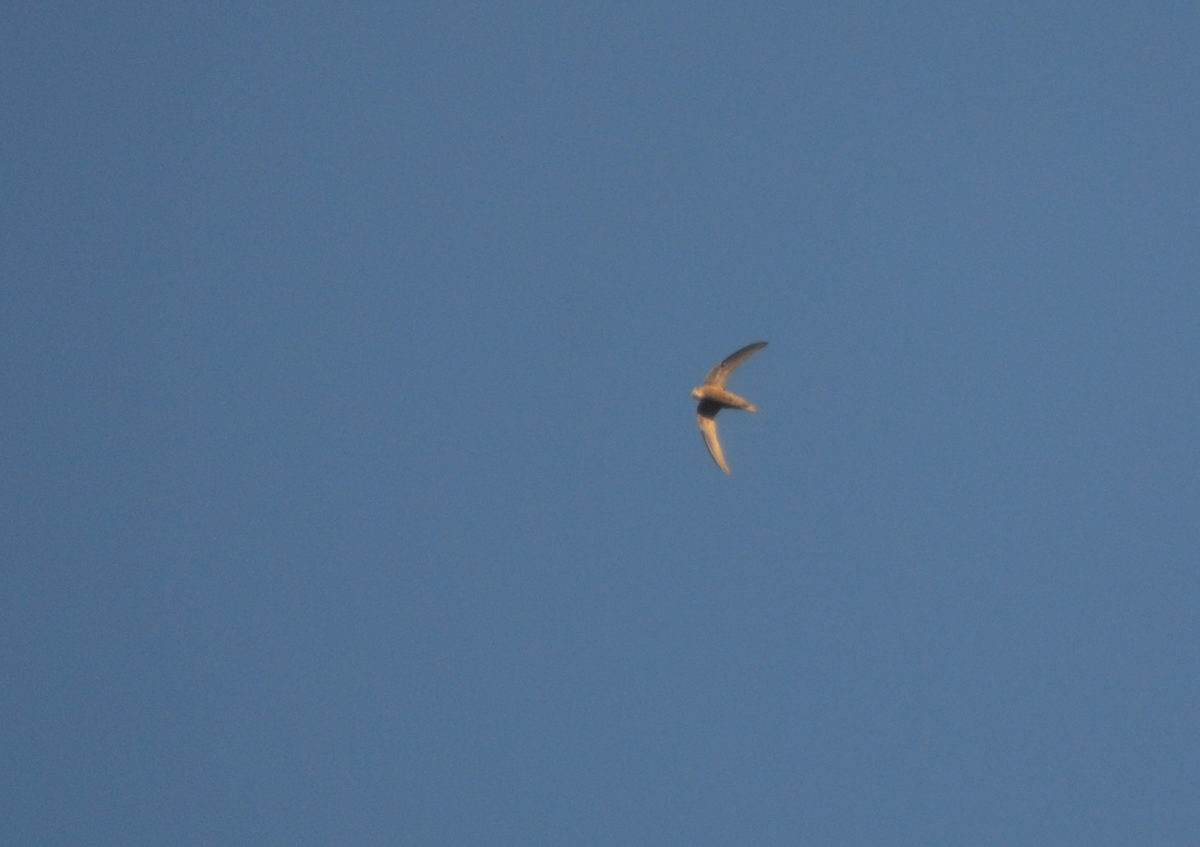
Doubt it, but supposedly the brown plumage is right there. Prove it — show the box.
[691,341,767,474]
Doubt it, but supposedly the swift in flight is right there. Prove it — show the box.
[692,341,767,474]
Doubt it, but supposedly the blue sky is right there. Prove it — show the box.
[4,3,1200,844]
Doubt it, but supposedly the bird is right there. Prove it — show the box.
[692,341,767,474]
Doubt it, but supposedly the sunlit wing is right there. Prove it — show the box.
[704,341,768,387]
[697,402,731,474]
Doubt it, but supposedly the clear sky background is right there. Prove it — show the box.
[4,3,1199,845]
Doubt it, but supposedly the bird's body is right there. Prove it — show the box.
[692,341,767,474]
[691,385,758,412]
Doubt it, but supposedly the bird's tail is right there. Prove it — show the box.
[719,390,758,412]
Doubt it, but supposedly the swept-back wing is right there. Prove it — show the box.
[696,400,731,474]
[704,341,767,387]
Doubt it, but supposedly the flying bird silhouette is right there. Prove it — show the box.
[692,341,767,474]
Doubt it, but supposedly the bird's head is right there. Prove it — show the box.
[691,387,704,400]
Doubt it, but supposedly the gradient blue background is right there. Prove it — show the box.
[4,3,1199,844]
